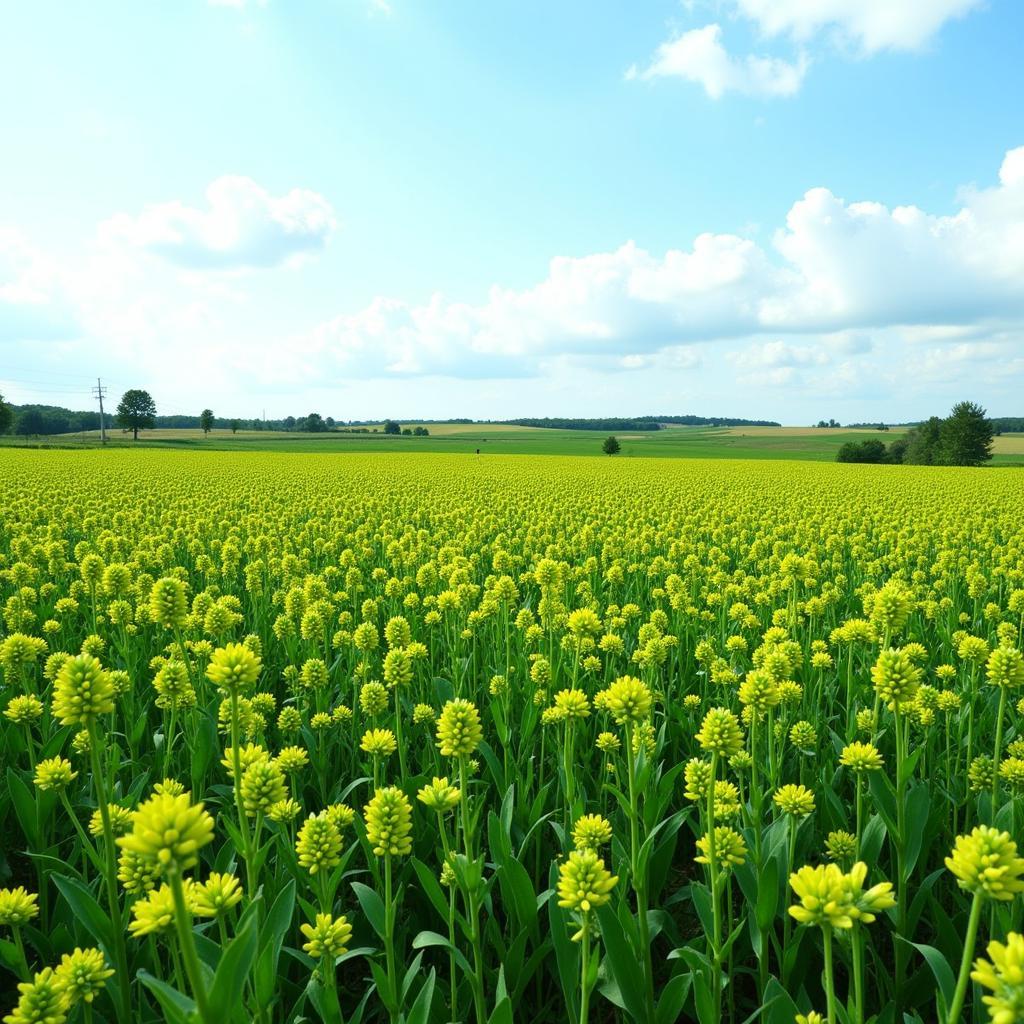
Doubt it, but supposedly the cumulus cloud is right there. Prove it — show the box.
[100,175,336,270]
[733,0,984,54]
[628,24,807,99]
[0,229,76,341]
[290,145,1024,380]
[632,1,984,100]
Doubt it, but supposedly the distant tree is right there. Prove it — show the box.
[904,416,944,465]
[200,409,214,435]
[837,439,887,464]
[940,401,994,467]
[413,426,429,436]
[886,438,909,464]
[325,416,336,429]
[383,420,401,435]
[229,419,241,434]
[283,416,296,430]
[401,427,412,435]
[15,409,46,438]
[0,393,11,435]
[116,389,157,440]
[602,435,621,456]
[304,413,326,433]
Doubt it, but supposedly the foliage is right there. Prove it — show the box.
[115,389,158,440]
[0,393,11,435]
[2,452,1024,1023]
[200,410,215,435]
[383,420,401,435]
[602,435,621,455]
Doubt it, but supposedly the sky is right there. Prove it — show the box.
[2,0,1023,424]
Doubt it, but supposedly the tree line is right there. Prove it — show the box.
[0,394,430,439]
[507,414,781,431]
[836,402,996,467]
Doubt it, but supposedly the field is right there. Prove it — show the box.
[8,423,1024,465]
[2,448,1024,1024]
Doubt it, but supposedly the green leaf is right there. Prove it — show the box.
[404,968,436,1024]
[208,908,258,1021]
[137,969,194,1024]
[411,930,474,976]
[901,938,955,1013]
[488,996,514,1024]
[351,881,387,941]
[411,857,456,928]
[497,856,538,933]
[7,768,38,846]
[596,902,649,1024]
[52,874,114,953]
[547,875,580,1024]
[755,856,779,932]
[656,972,692,1024]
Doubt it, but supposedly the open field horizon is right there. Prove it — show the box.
[4,423,1023,465]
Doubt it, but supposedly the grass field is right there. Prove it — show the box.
[5,423,1023,464]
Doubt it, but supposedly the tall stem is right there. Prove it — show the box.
[87,720,132,1024]
[579,920,591,1024]
[947,893,983,1024]
[624,722,655,1022]
[169,869,211,1023]
[822,928,836,1024]
[992,686,1008,809]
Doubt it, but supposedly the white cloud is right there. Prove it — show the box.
[630,23,807,99]
[632,2,984,100]
[0,229,76,341]
[287,144,1024,380]
[100,175,336,270]
[733,0,984,54]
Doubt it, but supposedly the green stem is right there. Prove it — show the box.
[384,854,398,1024]
[170,869,212,1023]
[823,927,836,1024]
[86,720,132,1024]
[579,918,591,1024]
[947,893,983,1024]
[992,686,1008,809]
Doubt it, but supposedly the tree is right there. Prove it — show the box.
[836,439,887,464]
[940,401,993,467]
[413,426,429,436]
[383,420,401,435]
[325,416,336,429]
[602,435,621,455]
[904,417,944,465]
[200,409,214,435]
[15,409,45,438]
[116,389,157,440]
[305,413,326,433]
[0,393,11,435]
[229,419,241,434]
[283,416,296,430]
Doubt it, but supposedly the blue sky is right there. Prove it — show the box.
[2,0,1023,422]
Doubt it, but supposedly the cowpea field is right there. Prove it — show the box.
[2,449,1024,1024]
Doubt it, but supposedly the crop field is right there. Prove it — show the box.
[10,424,1024,465]
[3,449,1024,1024]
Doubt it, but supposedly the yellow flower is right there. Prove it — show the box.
[3,968,69,1024]
[117,790,215,874]
[364,786,413,857]
[192,873,243,917]
[987,646,1024,689]
[871,648,922,711]
[603,675,652,725]
[572,814,613,851]
[839,742,884,772]
[128,884,178,937]
[695,827,747,872]
[33,757,77,791]
[417,777,461,813]
[774,784,815,818]
[557,849,618,916]
[360,728,398,758]
[206,642,261,694]
[149,576,188,629]
[296,813,343,875]
[52,654,114,727]
[240,759,287,816]
[0,887,39,927]
[553,688,591,719]
[301,913,353,959]
[54,947,113,1005]
[946,826,1024,901]
[436,699,482,758]
[696,707,744,758]
[971,932,1024,1024]
[788,863,854,929]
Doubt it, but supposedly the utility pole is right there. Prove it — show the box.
[93,378,108,443]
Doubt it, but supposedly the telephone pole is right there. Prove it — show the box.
[93,378,108,443]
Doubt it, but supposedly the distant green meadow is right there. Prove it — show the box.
[5,423,1024,464]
